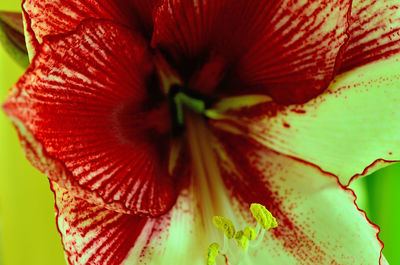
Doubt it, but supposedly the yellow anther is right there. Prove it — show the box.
[234,230,249,251]
[212,216,236,239]
[243,226,256,240]
[250,203,278,230]
[206,242,220,265]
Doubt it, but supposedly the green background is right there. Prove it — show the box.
[0,1,399,265]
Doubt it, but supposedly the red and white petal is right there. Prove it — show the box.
[211,53,400,186]
[152,0,351,104]
[52,182,148,265]
[53,180,212,265]
[22,0,160,58]
[53,116,386,265]
[209,128,385,264]
[3,20,177,217]
[340,0,400,73]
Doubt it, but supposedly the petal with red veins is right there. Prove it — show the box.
[340,0,400,73]
[51,181,148,265]
[209,129,386,264]
[52,116,387,264]
[52,180,210,265]
[3,20,178,217]
[210,53,400,186]
[22,0,160,58]
[152,0,351,104]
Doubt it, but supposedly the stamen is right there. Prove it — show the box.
[243,226,256,241]
[205,204,278,265]
[212,216,236,239]
[252,225,266,248]
[234,230,249,251]
[206,242,220,265]
[250,203,278,230]
[221,236,229,254]
[207,94,273,113]
[203,109,225,120]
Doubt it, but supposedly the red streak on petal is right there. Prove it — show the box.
[3,20,178,217]
[51,182,149,265]
[213,130,330,263]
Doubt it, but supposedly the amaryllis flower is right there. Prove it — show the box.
[2,0,400,264]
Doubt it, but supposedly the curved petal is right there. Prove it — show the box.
[340,0,400,73]
[22,0,160,58]
[52,116,386,264]
[51,182,148,265]
[210,128,385,264]
[210,53,400,186]
[52,181,210,265]
[152,0,351,104]
[3,20,178,217]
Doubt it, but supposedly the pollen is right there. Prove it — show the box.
[212,216,236,239]
[234,230,249,251]
[250,203,278,230]
[206,242,220,265]
[243,226,257,240]
[205,203,278,264]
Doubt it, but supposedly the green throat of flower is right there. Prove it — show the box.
[206,203,278,265]
[169,84,217,136]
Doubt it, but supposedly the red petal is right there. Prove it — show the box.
[22,0,160,57]
[339,0,400,73]
[51,182,148,265]
[3,20,176,217]
[152,0,351,104]
[210,129,385,264]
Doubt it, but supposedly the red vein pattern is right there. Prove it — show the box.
[211,129,385,264]
[3,20,177,217]
[22,0,161,56]
[2,1,397,264]
[52,182,148,265]
[340,0,400,72]
[152,0,351,104]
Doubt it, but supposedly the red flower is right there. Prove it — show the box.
[3,0,400,264]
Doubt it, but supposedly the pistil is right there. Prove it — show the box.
[173,92,206,125]
[169,85,217,136]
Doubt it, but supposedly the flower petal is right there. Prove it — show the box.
[340,0,400,73]
[152,0,351,104]
[52,180,209,265]
[22,0,160,58]
[53,116,386,264]
[210,129,385,264]
[51,181,148,265]
[210,53,400,186]
[3,20,178,217]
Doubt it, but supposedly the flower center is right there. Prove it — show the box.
[153,52,222,136]
[168,84,217,136]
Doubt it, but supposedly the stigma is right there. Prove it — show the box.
[205,203,278,265]
[169,84,217,136]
